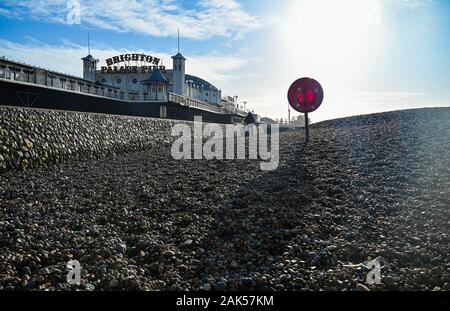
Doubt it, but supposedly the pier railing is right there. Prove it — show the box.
[0,61,127,101]
[169,92,222,113]
[168,93,247,116]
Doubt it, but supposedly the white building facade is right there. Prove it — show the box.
[86,51,222,105]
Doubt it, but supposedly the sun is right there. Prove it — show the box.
[277,0,382,93]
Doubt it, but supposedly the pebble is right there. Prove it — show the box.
[55,283,65,290]
[114,242,127,255]
[109,279,119,288]
[230,260,239,268]
[182,240,194,247]
[214,282,227,291]
[35,276,45,283]
[22,267,31,275]
[356,284,370,291]
[163,250,176,257]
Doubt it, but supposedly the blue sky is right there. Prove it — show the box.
[0,0,449,121]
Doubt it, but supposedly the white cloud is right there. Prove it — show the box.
[389,0,434,9]
[0,0,260,40]
[187,54,249,83]
[0,38,249,92]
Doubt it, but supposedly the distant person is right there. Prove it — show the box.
[244,112,257,137]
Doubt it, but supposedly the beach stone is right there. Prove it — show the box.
[182,240,194,247]
[356,284,370,291]
[163,250,176,257]
[214,282,227,291]
[109,279,119,288]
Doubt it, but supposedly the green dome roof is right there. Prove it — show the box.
[141,68,169,84]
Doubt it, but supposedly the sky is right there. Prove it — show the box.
[0,0,449,122]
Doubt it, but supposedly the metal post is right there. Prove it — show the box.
[288,106,291,124]
[305,112,309,143]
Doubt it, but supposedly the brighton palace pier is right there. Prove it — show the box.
[0,50,247,124]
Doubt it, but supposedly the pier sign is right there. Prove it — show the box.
[101,53,166,74]
[106,53,161,66]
